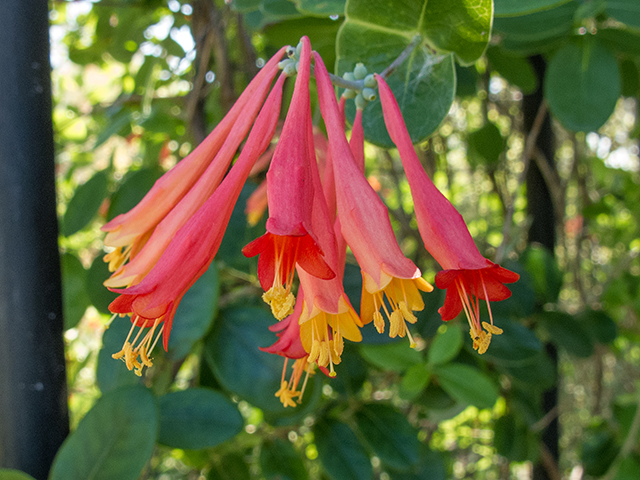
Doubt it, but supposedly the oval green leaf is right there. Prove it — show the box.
[427,324,463,366]
[62,170,109,236]
[204,306,285,413]
[435,363,499,409]
[544,40,620,132]
[538,311,594,358]
[0,470,37,480]
[158,388,243,450]
[50,385,157,480]
[260,438,309,480]
[313,418,372,480]
[354,403,420,470]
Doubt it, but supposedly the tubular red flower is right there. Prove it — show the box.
[105,65,284,290]
[314,52,432,346]
[102,46,286,254]
[108,71,287,374]
[243,37,335,320]
[376,75,519,353]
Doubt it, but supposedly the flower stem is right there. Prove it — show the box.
[319,34,423,91]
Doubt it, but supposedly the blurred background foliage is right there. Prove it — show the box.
[21,0,640,478]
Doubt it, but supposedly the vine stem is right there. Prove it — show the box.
[320,34,423,91]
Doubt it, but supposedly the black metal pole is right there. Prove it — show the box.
[0,2,69,479]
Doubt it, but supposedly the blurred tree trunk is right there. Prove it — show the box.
[525,55,560,480]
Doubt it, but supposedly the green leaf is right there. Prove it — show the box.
[107,167,163,221]
[521,244,563,305]
[544,39,621,132]
[337,0,458,146]
[359,341,422,372]
[385,447,446,480]
[50,386,157,480]
[207,453,252,480]
[483,317,542,366]
[158,388,243,450]
[62,170,109,236]
[61,253,90,330]
[399,363,431,400]
[486,46,538,94]
[467,122,505,166]
[294,0,345,16]
[204,306,286,413]
[538,311,594,358]
[578,309,618,345]
[620,59,640,98]
[229,0,262,13]
[314,418,372,480]
[616,456,640,480]
[435,363,499,409]
[167,261,219,360]
[607,0,640,31]
[422,0,493,65]
[418,383,456,410]
[493,414,538,462]
[500,351,556,389]
[493,2,576,52]
[0,470,37,480]
[331,345,369,396]
[598,28,640,57]
[86,254,118,315]
[354,404,420,470]
[494,0,573,17]
[427,324,463,366]
[260,438,309,480]
[260,0,304,21]
[97,317,142,394]
[581,427,620,477]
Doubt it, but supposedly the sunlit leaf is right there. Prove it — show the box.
[61,253,90,330]
[494,0,573,17]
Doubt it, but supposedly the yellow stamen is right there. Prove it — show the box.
[373,311,385,334]
[262,285,295,320]
[482,321,503,335]
[275,380,299,408]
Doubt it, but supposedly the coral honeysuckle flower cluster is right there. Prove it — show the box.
[101,37,519,406]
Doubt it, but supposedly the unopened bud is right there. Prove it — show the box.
[283,62,297,76]
[342,88,357,99]
[355,93,367,110]
[354,63,367,80]
[364,74,377,88]
[286,46,296,58]
[296,41,303,58]
[343,72,356,82]
[362,87,377,101]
